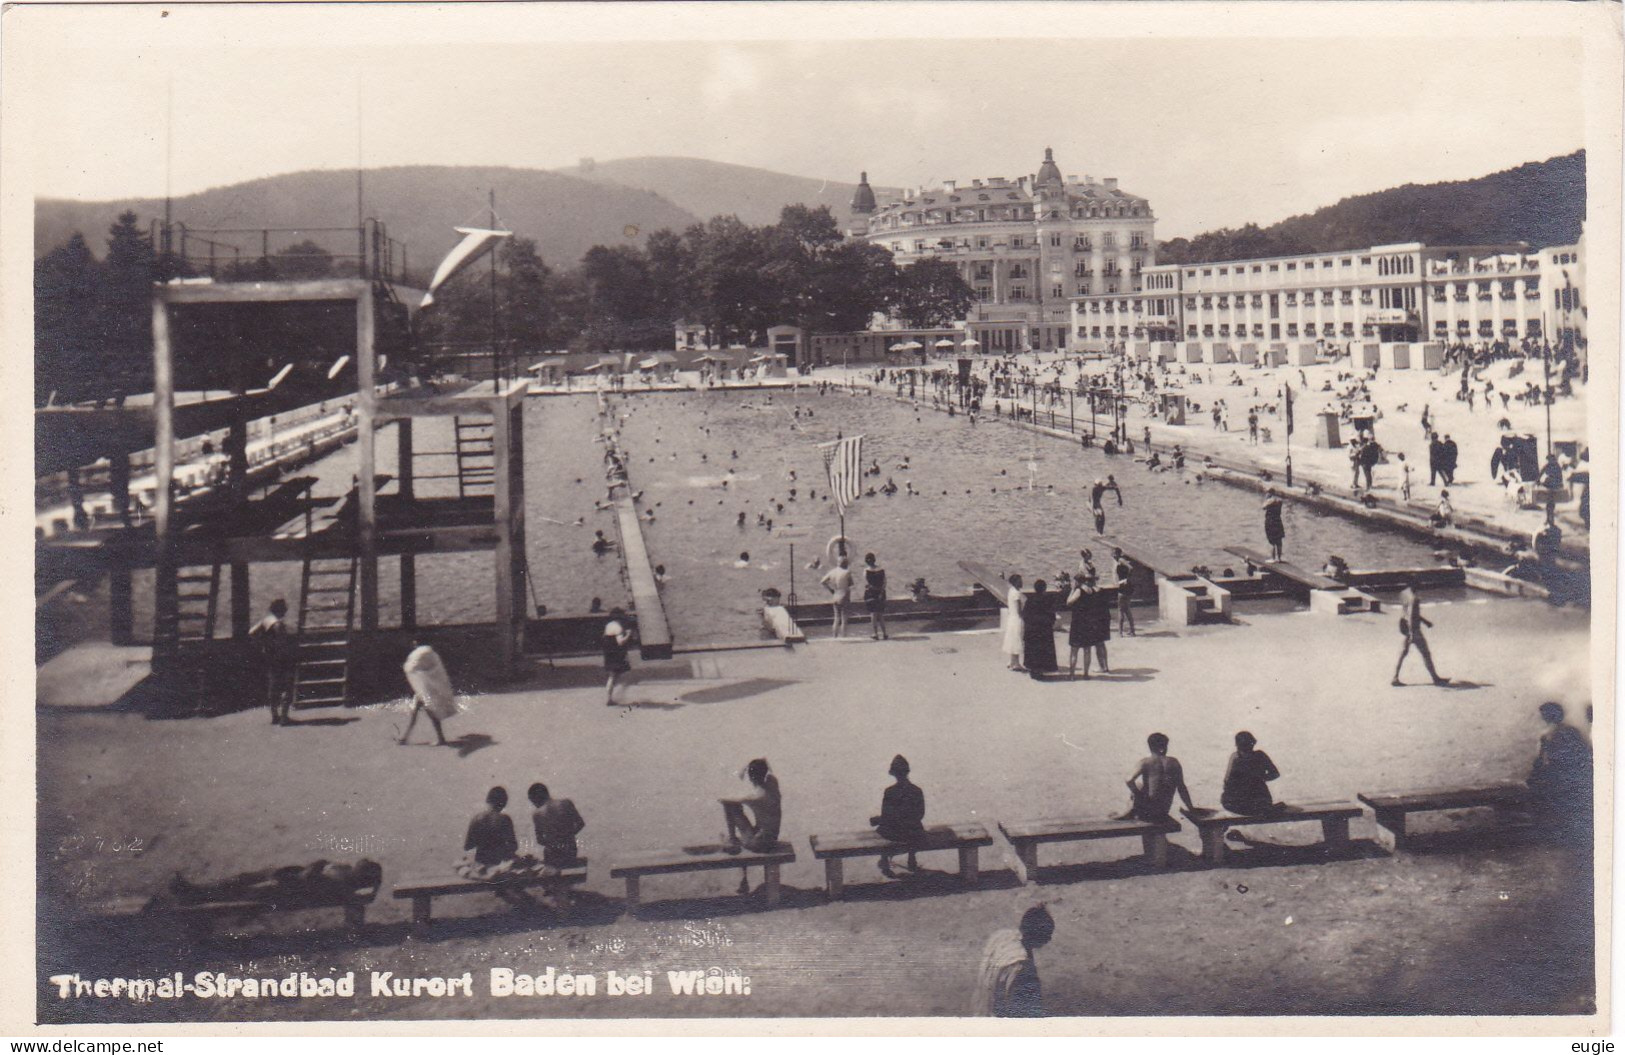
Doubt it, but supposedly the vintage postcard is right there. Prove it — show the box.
[2,0,1618,1039]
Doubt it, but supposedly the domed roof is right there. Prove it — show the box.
[850,171,877,214]
[1036,147,1063,187]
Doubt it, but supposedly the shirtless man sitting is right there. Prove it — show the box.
[719,759,782,893]
[1120,733,1198,823]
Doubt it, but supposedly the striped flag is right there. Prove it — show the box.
[818,435,864,515]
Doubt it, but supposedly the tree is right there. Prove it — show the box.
[273,239,334,279]
[891,256,973,329]
[34,232,98,405]
[684,215,778,346]
[97,211,155,397]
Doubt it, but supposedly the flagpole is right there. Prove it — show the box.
[1285,382,1294,488]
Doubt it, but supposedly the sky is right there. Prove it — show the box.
[7,3,1596,239]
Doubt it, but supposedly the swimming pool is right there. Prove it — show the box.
[592,387,1445,644]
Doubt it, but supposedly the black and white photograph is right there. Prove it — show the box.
[3,0,1619,1038]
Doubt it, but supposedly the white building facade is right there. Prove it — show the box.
[1072,239,1586,350]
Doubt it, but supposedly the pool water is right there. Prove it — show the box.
[111,390,1440,650]
[592,387,1444,644]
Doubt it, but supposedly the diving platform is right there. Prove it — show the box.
[1100,538,1230,626]
[1223,546,1380,615]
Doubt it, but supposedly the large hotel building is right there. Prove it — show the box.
[851,148,1155,353]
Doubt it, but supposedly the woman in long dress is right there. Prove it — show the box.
[1002,573,1026,671]
[1021,579,1058,680]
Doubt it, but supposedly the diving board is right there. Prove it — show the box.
[1101,538,1230,626]
[1223,546,1380,615]
[959,560,1015,604]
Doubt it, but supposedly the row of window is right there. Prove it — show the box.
[898,234,1148,254]
[1186,256,1364,279]
[877,200,1148,227]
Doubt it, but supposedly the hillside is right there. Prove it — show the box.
[562,156,899,229]
[35,166,703,273]
[1158,151,1586,264]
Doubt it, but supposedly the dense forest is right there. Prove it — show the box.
[1157,151,1585,264]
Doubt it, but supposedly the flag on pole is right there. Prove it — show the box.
[818,435,864,515]
[1284,383,1295,436]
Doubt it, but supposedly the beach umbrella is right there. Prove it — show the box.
[900,340,925,351]
[934,338,957,349]
[961,336,981,348]
[888,342,910,353]
[693,352,731,364]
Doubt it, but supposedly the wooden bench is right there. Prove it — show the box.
[808,823,992,898]
[609,843,796,914]
[1358,783,1529,850]
[94,886,378,937]
[1224,546,1379,614]
[392,864,588,924]
[1181,802,1363,864]
[1000,817,1180,882]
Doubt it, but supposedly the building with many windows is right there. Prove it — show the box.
[1071,239,1586,349]
[852,148,1156,354]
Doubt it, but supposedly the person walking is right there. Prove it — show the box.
[862,552,889,640]
[1002,573,1026,671]
[971,904,1055,1017]
[249,598,295,726]
[602,608,634,705]
[1392,582,1450,687]
[1428,432,1444,487]
[1441,434,1459,485]
[820,556,854,639]
[1262,489,1286,561]
[400,642,457,746]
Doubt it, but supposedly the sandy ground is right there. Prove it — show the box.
[37,592,1595,1022]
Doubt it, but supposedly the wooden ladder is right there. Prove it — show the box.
[292,551,357,708]
[152,562,221,675]
[453,416,496,498]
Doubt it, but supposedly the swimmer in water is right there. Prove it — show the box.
[734,552,751,569]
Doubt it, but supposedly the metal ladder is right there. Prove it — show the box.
[292,551,357,708]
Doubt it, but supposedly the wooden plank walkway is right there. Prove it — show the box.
[614,492,673,659]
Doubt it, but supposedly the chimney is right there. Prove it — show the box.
[1067,174,1079,183]
[944,179,957,192]
[1017,176,1031,193]
[1104,177,1118,190]
[1083,174,1095,185]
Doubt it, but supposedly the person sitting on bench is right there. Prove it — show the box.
[1122,732,1197,823]
[168,859,382,906]
[1220,731,1283,836]
[458,788,535,904]
[719,759,781,894]
[528,782,587,872]
[1528,702,1593,842]
[870,754,925,877]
